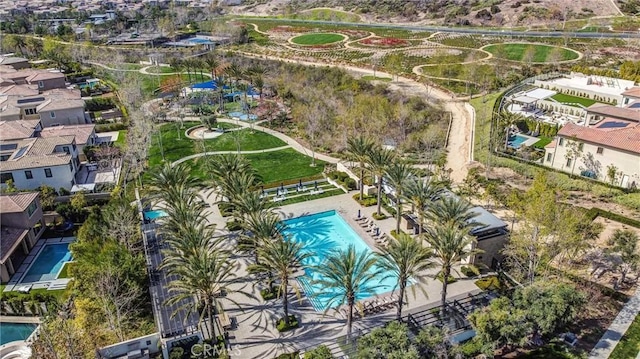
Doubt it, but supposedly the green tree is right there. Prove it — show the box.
[304,345,333,359]
[606,164,619,187]
[347,136,376,201]
[426,195,481,232]
[248,238,310,326]
[313,246,382,339]
[377,233,434,321]
[469,296,530,350]
[366,147,396,217]
[355,321,419,359]
[384,161,414,234]
[38,185,57,210]
[414,326,452,358]
[240,210,282,264]
[403,177,443,236]
[608,229,640,287]
[70,191,87,211]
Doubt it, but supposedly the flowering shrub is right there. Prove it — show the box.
[360,37,409,47]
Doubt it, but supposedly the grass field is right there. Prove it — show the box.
[610,314,640,359]
[484,43,579,63]
[551,93,597,107]
[290,8,361,23]
[115,130,127,148]
[188,148,325,185]
[204,129,287,152]
[532,137,552,149]
[57,262,74,279]
[291,33,345,45]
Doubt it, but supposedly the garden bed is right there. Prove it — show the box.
[276,315,299,332]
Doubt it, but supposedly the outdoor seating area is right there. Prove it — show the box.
[355,216,392,248]
[339,294,400,319]
[258,180,335,203]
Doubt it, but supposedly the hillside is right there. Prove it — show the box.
[230,0,625,27]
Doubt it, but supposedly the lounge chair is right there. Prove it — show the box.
[359,219,373,228]
[354,215,367,222]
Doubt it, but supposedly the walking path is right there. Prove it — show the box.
[172,145,291,166]
[589,286,640,358]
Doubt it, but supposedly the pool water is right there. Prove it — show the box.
[228,111,258,121]
[21,243,72,283]
[508,134,529,149]
[0,323,37,345]
[144,210,168,220]
[283,210,400,311]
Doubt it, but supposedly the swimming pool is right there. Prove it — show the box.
[21,243,72,283]
[282,210,399,311]
[228,111,258,121]
[0,323,36,345]
[508,134,529,149]
[144,210,168,221]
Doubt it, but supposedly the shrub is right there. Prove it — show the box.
[352,193,377,206]
[226,220,242,231]
[85,97,116,111]
[343,178,357,190]
[437,273,457,284]
[275,353,300,359]
[475,276,501,291]
[260,287,277,300]
[169,347,184,359]
[276,315,299,332]
[460,266,477,277]
[96,123,128,133]
[372,212,387,220]
[304,345,333,359]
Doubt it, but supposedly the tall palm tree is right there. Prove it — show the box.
[248,238,310,326]
[346,136,375,201]
[147,162,203,204]
[240,210,284,264]
[226,62,244,92]
[313,246,382,339]
[384,161,414,234]
[498,111,524,150]
[423,225,481,311]
[203,54,220,80]
[366,147,396,217]
[426,195,482,233]
[377,233,435,321]
[404,178,443,235]
[165,249,239,341]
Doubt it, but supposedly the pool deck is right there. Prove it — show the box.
[199,192,482,358]
[3,237,74,293]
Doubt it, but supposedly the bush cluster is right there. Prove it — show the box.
[276,315,299,332]
[85,97,117,112]
[327,171,357,190]
[352,193,376,207]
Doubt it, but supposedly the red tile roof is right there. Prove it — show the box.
[622,87,640,99]
[545,140,556,149]
[587,105,640,122]
[557,123,640,154]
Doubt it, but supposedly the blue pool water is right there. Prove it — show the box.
[0,323,37,345]
[188,38,214,44]
[283,210,400,311]
[22,243,72,283]
[228,111,258,121]
[144,210,168,220]
[508,134,529,149]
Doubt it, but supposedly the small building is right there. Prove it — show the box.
[25,71,66,91]
[0,192,45,283]
[467,206,509,269]
[96,333,162,359]
[0,56,30,70]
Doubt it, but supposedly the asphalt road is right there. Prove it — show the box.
[244,18,640,39]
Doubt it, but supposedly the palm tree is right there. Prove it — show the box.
[366,147,396,217]
[498,111,524,150]
[203,54,220,80]
[248,238,310,326]
[377,233,435,321]
[404,178,443,235]
[226,62,244,92]
[384,161,414,234]
[346,136,375,201]
[165,248,239,341]
[147,162,203,204]
[423,225,481,311]
[426,195,482,233]
[240,210,283,264]
[313,246,382,339]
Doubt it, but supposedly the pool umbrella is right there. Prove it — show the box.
[357,209,361,218]
[299,179,302,187]
[375,227,380,236]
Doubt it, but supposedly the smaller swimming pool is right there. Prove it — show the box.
[0,323,36,345]
[508,134,529,149]
[21,243,72,283]
[144,210,168,221]
[228,111,258,121]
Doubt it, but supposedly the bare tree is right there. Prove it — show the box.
[104,201,140,251]
[94,267,143,341]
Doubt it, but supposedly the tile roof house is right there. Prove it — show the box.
[0,135,81,190]
[40,124,97,150]
[544,121,640,188]
[0,91,88,127]
[0,119,42,141]
[0,56,30,70]
[0,192,45,283]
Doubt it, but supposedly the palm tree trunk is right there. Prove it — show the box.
[441,266,450,316]
[207,298,216,340]
[283,277,290,325]
[347,300,354,339]
[418,211,423,236]
[376,179,383,216]
[396,194,401,234]
[359,162,365,201]
[396,281,406,321]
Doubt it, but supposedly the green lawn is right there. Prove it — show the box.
[291,8,362,22]
[205,129,286,152]
[291,33,345,45]
[610,314,640,359]
[115,130,127,148]
[188,148,325,185]
[484,43,579,63]
[532,136,553,149]
[57,262,74,279]
[551,93,597,107]
[470,92,502,163]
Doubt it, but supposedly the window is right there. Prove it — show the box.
[27,201,37,217]
[50,111,55,118]
[0,173,13,183]
[62,146,70,154]
[44,168,52,178]
[0,155,9,161]
[24,108,36,115]
[25,170,33,179]
[597,147,604,154]
[546,153,552,162]
[566,158,572,167]
[559,138,564,146]
[38,80,44,88]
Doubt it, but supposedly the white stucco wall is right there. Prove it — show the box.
[4,163,76,190]
[544,138,640,188]
[39,107,87,127]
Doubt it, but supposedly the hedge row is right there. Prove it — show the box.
[585,208,640,229]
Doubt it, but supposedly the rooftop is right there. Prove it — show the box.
[0,192,39,213]
[587,104,640,122]
[0,136,75,171]
[622,87,640,99]
[0,120,40,141]
[40,124,96,144]
[540,74,636,98]
[0,227,29,264]
[558,122,640,154]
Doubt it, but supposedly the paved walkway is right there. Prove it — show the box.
[172,145,291,166]
[589,286,640,358]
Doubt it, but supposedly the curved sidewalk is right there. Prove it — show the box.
[589,286,640,358]
[171,145,291,166]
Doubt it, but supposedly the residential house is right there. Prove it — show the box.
[40,124,98,153]
[0,68,66,91]
[0,136,80,190]
[0,120,42,141]
[0,93,88,127]
[586,104,640,126]
[0,192,45,283]
[621,87,640,107]
[0,56,30,70]
[544,121,640,188]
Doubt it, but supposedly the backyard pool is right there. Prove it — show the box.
[0,323,37,345]
[21,243,72,283]
[283,210,400,311]
[143,210,168,221]
[508,134,529,149]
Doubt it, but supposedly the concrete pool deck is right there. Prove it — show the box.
[201,192,482,358]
